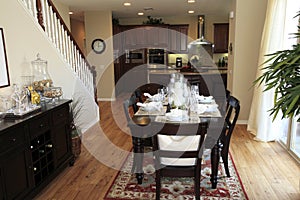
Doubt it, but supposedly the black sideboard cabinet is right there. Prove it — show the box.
[0,100,73,200]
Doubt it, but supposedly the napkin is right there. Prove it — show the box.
[197,95,214,103]
[137,102,163,111]
[144,93,162,102]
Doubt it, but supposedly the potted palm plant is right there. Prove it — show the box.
[254,11,300,122]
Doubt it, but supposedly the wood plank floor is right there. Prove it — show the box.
[35,101,300,200]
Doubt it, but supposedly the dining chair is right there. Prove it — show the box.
[152,122,208,200]
[123,94,156,184]
[211,95,240,188]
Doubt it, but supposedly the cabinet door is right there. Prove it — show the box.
[213,23,229,53]
[0,171,3,200]
[52,105,71,166]
[1,147,33,200]
[169,25,189,53]
[144,26,168,48]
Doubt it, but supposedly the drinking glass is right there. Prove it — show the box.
[191,85,199,96]
[157,88,164,102]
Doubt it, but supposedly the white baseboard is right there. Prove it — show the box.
[97,97,116,101]
[237,120,248,125]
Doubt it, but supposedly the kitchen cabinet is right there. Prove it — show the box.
[121,25,169,48]
[0,100,73,199]
[169,25,189,53]
[213,23,229,53]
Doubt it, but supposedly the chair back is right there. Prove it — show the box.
[152,122,207,170]
[123,94,138,123]
[152,122,207,200]
[220,95,240,146]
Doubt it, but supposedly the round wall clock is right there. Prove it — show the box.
[91,38,106,54]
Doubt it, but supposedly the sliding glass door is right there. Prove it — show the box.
[279,117,300,162]
[290,119,300,159]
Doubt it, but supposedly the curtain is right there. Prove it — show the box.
[247,0,288,142]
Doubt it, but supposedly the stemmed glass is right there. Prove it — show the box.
[191,85,199,96]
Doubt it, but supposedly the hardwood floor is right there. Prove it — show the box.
[35,101,300,200]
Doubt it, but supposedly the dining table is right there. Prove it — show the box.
[128,94,224,189]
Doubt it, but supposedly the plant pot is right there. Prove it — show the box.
[72,135,81,159]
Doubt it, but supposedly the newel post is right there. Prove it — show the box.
[36,0,45,30]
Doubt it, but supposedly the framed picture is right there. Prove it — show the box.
[0,28,10,88]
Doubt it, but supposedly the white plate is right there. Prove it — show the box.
[166,109,188,121]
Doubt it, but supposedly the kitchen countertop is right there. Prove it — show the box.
[148,68,227,75]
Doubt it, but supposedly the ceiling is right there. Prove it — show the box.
[59,0,232,19]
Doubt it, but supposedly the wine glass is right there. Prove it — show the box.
[157,88,164,102]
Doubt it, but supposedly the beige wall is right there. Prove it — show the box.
[84,11,115,100]
[232,0,268,122]
[52,0,71,29]
[0,0,75,97]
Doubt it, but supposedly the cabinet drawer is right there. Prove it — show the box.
[0,126,26,152]
[29,114,50,138]
[52,106,69,125]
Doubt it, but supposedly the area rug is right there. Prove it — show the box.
[104,149,248,200]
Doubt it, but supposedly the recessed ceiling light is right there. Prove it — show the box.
[138,12,144,16]
[188,10,195,14]
[123,2,131,6]
[188,0,195,3]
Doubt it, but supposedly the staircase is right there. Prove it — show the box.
[21,0,97,101]
[18,0,99,132]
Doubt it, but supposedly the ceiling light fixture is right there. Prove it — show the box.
[123,2,131,6]
[188,0,195,3]
[69,11,73,15]
[188,10,195,14]
[138,12,144,16]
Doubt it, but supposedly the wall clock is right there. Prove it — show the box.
[91,38,106,54]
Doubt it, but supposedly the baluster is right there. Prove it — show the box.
[36,0,45,30]
[45,2,51,39]
[53,14,59,49]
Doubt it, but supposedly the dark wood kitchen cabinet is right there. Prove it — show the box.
[213,23,229,53]
[0,100,73,200]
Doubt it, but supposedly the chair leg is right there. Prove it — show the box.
[221,148,230,177]
[195,162,201,200]
[210,144,220,189]
[156,170,161,200]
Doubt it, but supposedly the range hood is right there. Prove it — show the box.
[188,15,215,66]
[190,15,213,45]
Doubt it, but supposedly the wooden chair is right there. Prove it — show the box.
[123,94,151,179]
[152,122,208,200]
[210,95,240,188]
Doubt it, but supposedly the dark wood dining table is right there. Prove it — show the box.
[128,103,224,189]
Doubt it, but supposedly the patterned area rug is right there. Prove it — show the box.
[104,149,248,200]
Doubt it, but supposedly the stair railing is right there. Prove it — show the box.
[20,0,97,101]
